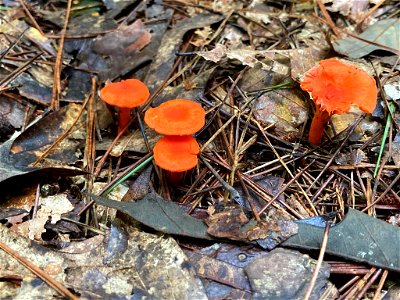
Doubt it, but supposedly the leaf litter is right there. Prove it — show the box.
[0,1,399,299]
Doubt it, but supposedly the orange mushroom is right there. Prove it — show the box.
[300,58,378,145]
[153,135,200,183]
[144,99,205,135]
[100,79,150,133]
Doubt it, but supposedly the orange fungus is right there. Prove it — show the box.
[153,135,200,172]
[144,99,205,135]
[100,79,150,133]
[300,58,378,145]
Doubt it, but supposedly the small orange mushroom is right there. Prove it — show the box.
[144,99,205,135]
[300,58,378,145]
[100,79,150,133]
[153,135,200,183]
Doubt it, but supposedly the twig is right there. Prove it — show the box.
[0,52,42,88]
[303,219,331,300]
[19,0,44,35]
[315,0,340,36]
[51,0,73,111]
[253,119,317,215]
[201,156,242,204]
[372,269,388,300]
[306,115,363,193]
[32,94,90,166]
[257,161,315,216]
[355,268,383,300]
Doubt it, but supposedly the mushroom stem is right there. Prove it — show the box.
[165,171,186,184]
[308,106,330,145]
[117,107,131,133]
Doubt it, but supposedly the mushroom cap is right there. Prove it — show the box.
[100,79,150,108]
[153,136,200,172]
[144,99,205,135]
[300,59,378,114]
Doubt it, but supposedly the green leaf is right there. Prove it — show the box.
[283,208,400,272]
[90,192,213,240]
[333,19,400,58]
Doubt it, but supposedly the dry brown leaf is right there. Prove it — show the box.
[28,194,73,241]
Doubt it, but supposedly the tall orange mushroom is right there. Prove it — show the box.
[144,99,205,135]
[100,79,150,133]
[153,135,200,183]
[300,58,378,145]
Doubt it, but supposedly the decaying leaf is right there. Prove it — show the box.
[253,89,308,141]
[10,104,85,167]
[0,19,55,55]
[0,137,83,189]
[12,73,53,106]
[205,206,249,240]
[185,250,252,293]
[93,19,152,80]
[334,19,400,58]
[90,192,212,240]
[245,248,338,300]
[205,206,298,249]
[284,208,400,272]
[0,225,68,299]
[28,194,74,241]
[145,13,224,93]
[0,222,208,299]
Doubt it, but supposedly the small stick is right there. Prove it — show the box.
[372,269,388,300]
[51,0,73,111]
[0,240,78,299]
[355,268,383,300]
[303,219,331,300]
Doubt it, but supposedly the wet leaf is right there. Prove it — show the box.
[205,206,298,249]
[0,137,77,187]
[93,19,152,80]
[153,67,216,106]
[253,89,308,141]
[12,73,52,106]
[185,250,252,293]
[0,96,30,139]
[90,192,213,240]
[145,13,224,93]
[328,112,381,142]
[283,208,400,272]
[245,248,337,300]
[10,104,85,167]
[334,19,400,58]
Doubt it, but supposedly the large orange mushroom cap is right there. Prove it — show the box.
[100,79,150,108]
[153,136,200,172]
[300,58,378,114]
[144,99,205,135]
[300,58,378,145]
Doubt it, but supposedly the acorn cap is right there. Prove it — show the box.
[153,135,200,172]
[144,99,205,135]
